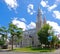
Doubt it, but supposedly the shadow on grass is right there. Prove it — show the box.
[13,47,55,52]
[31,47,53,52]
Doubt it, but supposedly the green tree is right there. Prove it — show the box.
[0,26,8,46]
[8,23,23,50]
[37,24,54,46]
[51,35,58,48]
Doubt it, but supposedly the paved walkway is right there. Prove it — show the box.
[0,49,60,54]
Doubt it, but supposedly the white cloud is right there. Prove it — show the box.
[12,18,26,31]
[12,18,36,31]
[55,0,60,7]
[48,4,57,11]
[56,0,60,2]
[40,0,58,12]
[27,4,36,15]
[47,21,60,34]
[27,22,36,29]
[53,10,60,19]
[20,18,26,22]
[4,0,18,10]
[40,0,49,7]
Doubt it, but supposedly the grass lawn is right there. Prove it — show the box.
[13,47,55,52]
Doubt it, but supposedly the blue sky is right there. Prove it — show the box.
[0,0,60,34]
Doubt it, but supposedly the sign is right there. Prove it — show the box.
[48,36,52,42]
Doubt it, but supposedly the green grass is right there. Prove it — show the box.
[13,47,55,52]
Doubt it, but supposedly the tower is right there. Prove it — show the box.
[43,16,46,25]
[36,7,43,32]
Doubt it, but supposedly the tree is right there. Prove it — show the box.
[37,24,54,46]
[51,35,58,48]
[8,23,23,50]
[0,26,8,46]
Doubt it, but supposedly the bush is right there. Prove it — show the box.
[0,40,5,46]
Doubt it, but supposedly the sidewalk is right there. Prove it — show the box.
[0,49,11,52]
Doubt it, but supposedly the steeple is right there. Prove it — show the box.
[37,7,42,23]
[36,7,43,32]
[43,15,46,24]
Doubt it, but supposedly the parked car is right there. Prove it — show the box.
[2,45,8,49]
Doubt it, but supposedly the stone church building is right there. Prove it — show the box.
[19,7,46,47]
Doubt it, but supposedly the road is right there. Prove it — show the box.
[0,49,60,54]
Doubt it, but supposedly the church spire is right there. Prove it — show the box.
[36,7,43,32]
[37,7,42,22]
[43,15,46,24]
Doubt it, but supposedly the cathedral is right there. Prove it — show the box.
[19,7,46,47]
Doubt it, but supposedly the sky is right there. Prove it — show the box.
[0,0,60,34]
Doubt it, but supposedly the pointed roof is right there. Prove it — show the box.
[37,6,43,22]
[37,7,42,16]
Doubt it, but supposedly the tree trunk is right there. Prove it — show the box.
[11,36,13,50]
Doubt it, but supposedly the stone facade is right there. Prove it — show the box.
[19,7,46,47]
